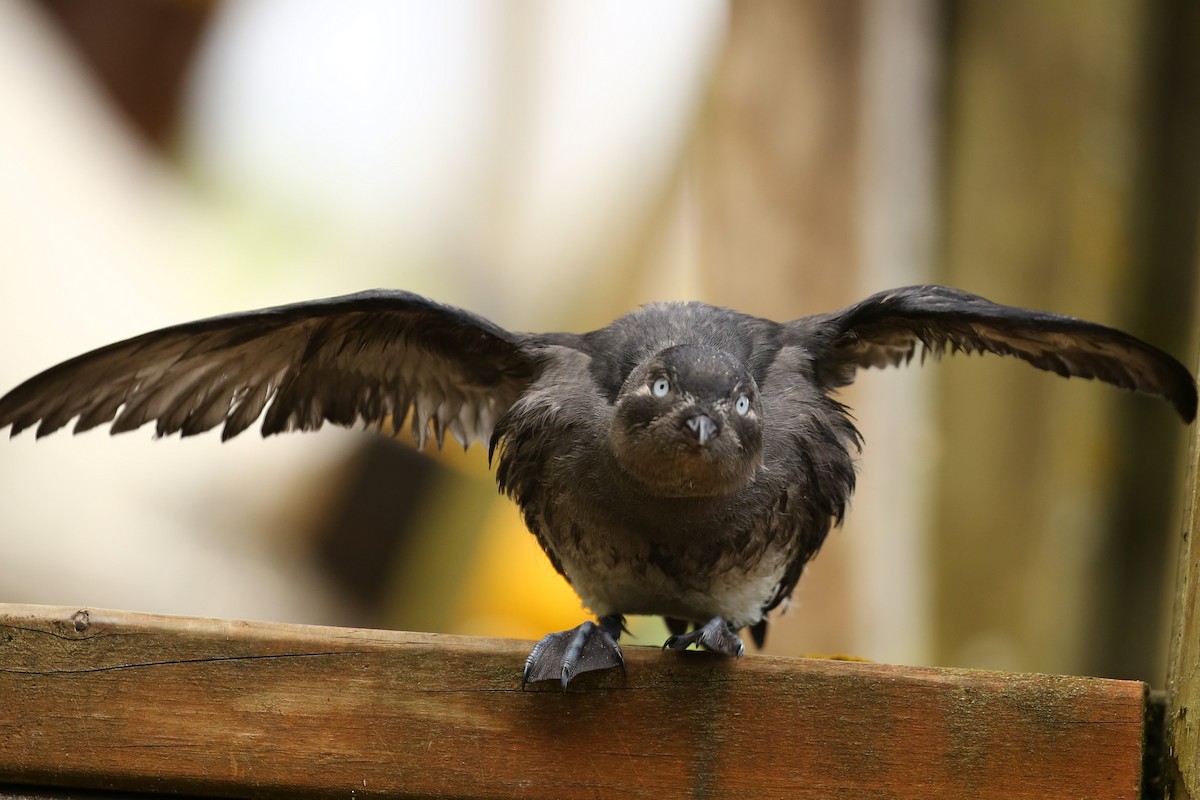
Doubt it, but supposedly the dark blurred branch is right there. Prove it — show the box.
[38,0,218,148]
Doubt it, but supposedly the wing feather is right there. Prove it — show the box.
[0,289,540,447]
[790,284,1197,422]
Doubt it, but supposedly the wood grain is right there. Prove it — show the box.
[1167,271,1200,798]
[0,605,1145,799]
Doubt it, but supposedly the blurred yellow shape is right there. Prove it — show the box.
[453,497,585,640]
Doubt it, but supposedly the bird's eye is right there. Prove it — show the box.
[651,377,671,398]
[735,394,751,416]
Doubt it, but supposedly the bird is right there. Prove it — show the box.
[0,285,1195,688]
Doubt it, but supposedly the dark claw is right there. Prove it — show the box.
[522,615,625,689]
[749,619,768,650]
[662,616,745,657]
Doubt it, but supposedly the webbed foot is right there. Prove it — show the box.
[662,616,745,657]
[522,614,625,689]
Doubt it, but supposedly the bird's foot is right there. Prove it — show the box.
[522,614,625,690]
[663,616,745,657]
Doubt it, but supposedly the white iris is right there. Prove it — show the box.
[652,377,670,397]
[735,394,750,416]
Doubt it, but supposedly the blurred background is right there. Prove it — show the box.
[0,0,1196,685]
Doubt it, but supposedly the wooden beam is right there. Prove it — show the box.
[0,605,1145,799]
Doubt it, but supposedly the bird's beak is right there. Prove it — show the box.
[684,414,719,445]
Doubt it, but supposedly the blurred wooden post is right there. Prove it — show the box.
[935,0,1194,680]
[0,604,1148,799]
[694,0,862,320]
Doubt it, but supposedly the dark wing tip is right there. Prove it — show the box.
[1170,368,1198,423]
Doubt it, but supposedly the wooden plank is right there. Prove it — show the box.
[0,605,1145,799]
[0,786,210,799]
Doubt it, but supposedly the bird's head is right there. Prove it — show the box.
[609,344,763,498]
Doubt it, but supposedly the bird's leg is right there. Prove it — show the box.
[662,616,745,657]
[522,614,625,690]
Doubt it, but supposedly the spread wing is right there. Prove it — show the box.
[0,289,540,447]
[789,284,1197,422]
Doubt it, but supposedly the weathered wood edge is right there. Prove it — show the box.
[1167,338,1200,798]
[0,604,1148,800]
